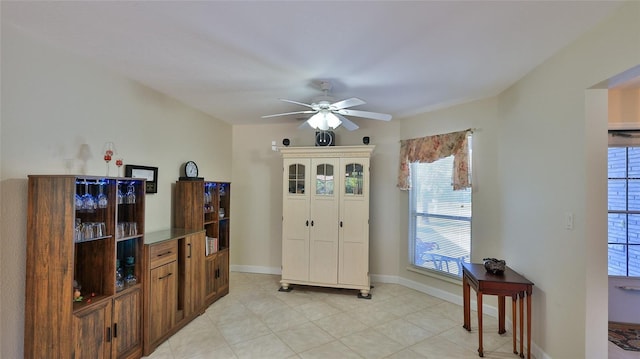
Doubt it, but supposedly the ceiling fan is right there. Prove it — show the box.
[261,81,392,131]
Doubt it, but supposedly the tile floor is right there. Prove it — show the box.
[609,341,640,359]
[143,272,629,359]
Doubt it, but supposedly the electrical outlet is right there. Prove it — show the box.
[565,212,574,230]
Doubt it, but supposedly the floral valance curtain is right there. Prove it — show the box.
[397,129,471,191]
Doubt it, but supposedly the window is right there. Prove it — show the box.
[607,146,640,276]
[409,153,471,277]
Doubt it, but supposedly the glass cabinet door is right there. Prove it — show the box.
[344,163,364,195]
[288,163,306,194]
[315,163,334,195]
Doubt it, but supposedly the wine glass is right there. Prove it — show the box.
[115,157,123,177]
[97,182,108,209]
[75,193,83,210]
[103,142,115,176]
[82,180,96,212]
[204,184,212,212]
[126,183,136,204]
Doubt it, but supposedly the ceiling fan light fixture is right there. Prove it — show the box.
[307,112,325,130]
[308,110,342,131]
[326,112,342,129]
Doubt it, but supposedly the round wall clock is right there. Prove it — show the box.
[179,161,203,181]
[184,161,198,178]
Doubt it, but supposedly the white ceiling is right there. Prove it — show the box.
[2,1,624,127]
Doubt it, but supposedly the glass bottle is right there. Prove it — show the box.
[115,260,124,291]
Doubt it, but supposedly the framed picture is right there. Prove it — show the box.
[124,165,158,194]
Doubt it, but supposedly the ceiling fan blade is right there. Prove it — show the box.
[334,114,359,131]
[262,110,316,119]
[337,109,392,121]
[330,97,365,110]
[298,121,312,130]
[280,99,315,109]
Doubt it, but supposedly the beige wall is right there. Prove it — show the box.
[609,87,640,124]
[494,2,639,357]
[0,24,232,358]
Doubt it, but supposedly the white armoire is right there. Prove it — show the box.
[279,146,373,298]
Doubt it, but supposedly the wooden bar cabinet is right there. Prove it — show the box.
[24,175,145,359]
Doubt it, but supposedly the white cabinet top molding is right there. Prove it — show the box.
[279,145,375,158]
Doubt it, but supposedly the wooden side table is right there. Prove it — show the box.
[462,263,534,358]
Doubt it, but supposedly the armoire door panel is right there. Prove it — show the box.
[309,195,339,271]
[282,238,309,280]
[309,238,338,284]
[339,241,368,285]
[282,190,310,280]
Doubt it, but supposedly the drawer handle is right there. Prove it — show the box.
[156,251,172,257]
[159,272,173,280]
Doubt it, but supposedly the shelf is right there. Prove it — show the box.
[116,282,141,294]
[75,235,113,244]
[116,234,144,243]
[72,294,111,313]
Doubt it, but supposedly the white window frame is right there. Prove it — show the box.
[608,129,640,277]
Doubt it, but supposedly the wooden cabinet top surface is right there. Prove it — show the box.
[144,228,205,246]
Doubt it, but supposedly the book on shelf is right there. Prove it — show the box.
[205,236,218,256]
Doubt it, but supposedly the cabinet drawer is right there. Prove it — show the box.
[148,240,177,269]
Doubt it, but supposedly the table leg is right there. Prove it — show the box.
[477,290,484,357]
[498,295,506,334]
[463,275,471,331]
[512,295,517,355]
[433,254,442,270]
[519,292,524,358]
[527,292,532,359]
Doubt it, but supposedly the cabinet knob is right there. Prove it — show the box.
[311,220,314,226]
[305,220,309,227]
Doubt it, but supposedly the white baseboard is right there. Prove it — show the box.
[231,267,548,359]
[230,264,281,275]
